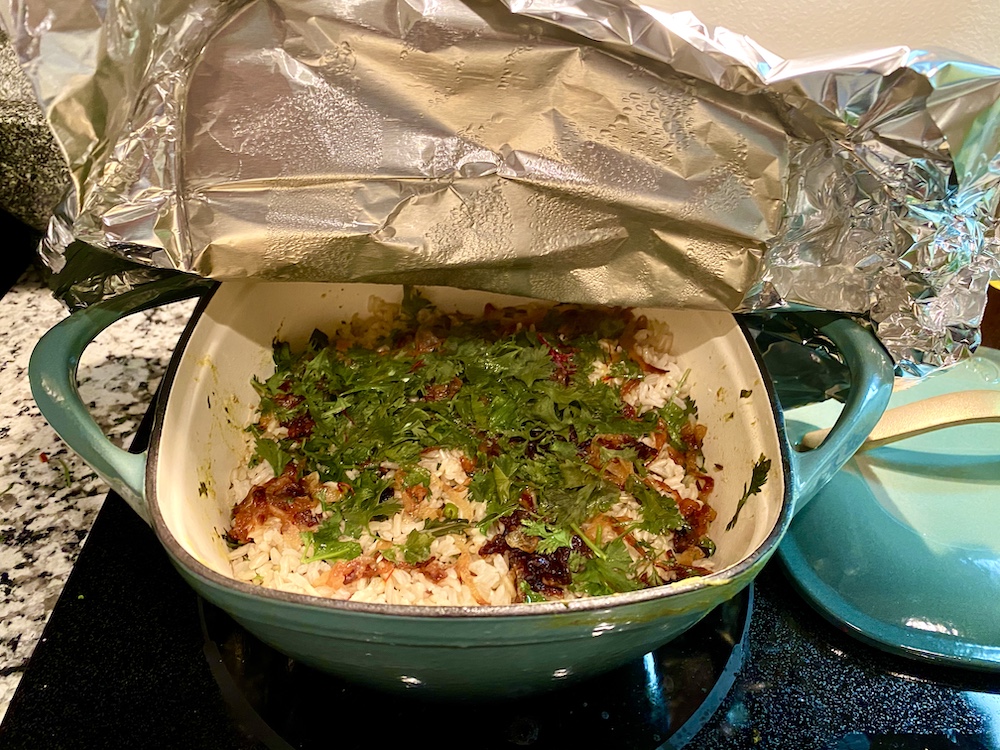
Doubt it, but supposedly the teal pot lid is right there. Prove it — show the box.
[779,348,1000,671]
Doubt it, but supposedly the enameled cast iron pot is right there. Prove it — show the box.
[30,277,894,698]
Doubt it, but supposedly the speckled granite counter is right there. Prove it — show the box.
[0,268,196,721]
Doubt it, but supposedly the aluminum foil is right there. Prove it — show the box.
[3,0,999,370]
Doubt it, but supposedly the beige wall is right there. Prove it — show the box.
[644,0,1000,66]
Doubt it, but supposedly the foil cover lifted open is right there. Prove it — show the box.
[3,0,999,371]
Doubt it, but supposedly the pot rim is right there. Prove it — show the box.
[147,282,794,619]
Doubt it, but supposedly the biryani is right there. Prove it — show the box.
[226,290,718,605]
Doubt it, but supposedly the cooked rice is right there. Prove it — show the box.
[226,297,714,606]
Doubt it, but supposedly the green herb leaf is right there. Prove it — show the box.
[520,518,574,554]
[697,536,716,558]
[626,475,686,533]
[308,329,330,351]
[400,529,433,564]
[422,518,470,536]
[726,454,771,531]
[533,460,619,527]
[472,455,522,528]
[340,471,401,537]
[253,438,292,475]
[302,520,363,563]
[401,286,432,319]
[303,538,363,563]
[570,539,641,597]
[518,580,549,603]
[272,340,293,369]
[659,400,694,451]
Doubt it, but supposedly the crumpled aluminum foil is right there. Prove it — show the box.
[3,0,999,371]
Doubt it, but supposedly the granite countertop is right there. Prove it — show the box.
[0,268,196,721]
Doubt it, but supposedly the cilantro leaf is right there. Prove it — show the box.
[570,539,641,596]
[400,529,433,564]
[520,518,574,554]
[308,329,329,351]
[302,520,363,563]
[472,455,522,528]
[401,286,432,320]
[272,340,293,369]
[533,460,619,527]
[726,454,771,531]
[626,475,686,533]
[659,400,695,451]
[253,438,292,475]
[339,471,401,537]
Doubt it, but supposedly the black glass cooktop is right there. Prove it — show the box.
[2,417,999,750]
[199,578,749,750]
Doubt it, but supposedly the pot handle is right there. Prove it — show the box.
[783,316,894,514]
[29,276,215,524]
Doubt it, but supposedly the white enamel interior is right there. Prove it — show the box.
[155,281,785,585]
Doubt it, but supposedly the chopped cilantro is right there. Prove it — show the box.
[253,438,292,475]
[626,475,687,533]
[308,329,329,351]
[659,399,696,451]
[400,529,433,564]
[518,580,549,603]
[401,285,433,319]
[303,520,363,563]
[570,538,642,596]
[534,461,619,527]
[521,518,574,554]
[598,445,639,465]
[248,291,717,599]
[384,522,465,565]
[726,454,771,530]
[472,455,522,529]
[338,471,401,537]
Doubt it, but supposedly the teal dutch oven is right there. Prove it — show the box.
[29,277,893,698]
